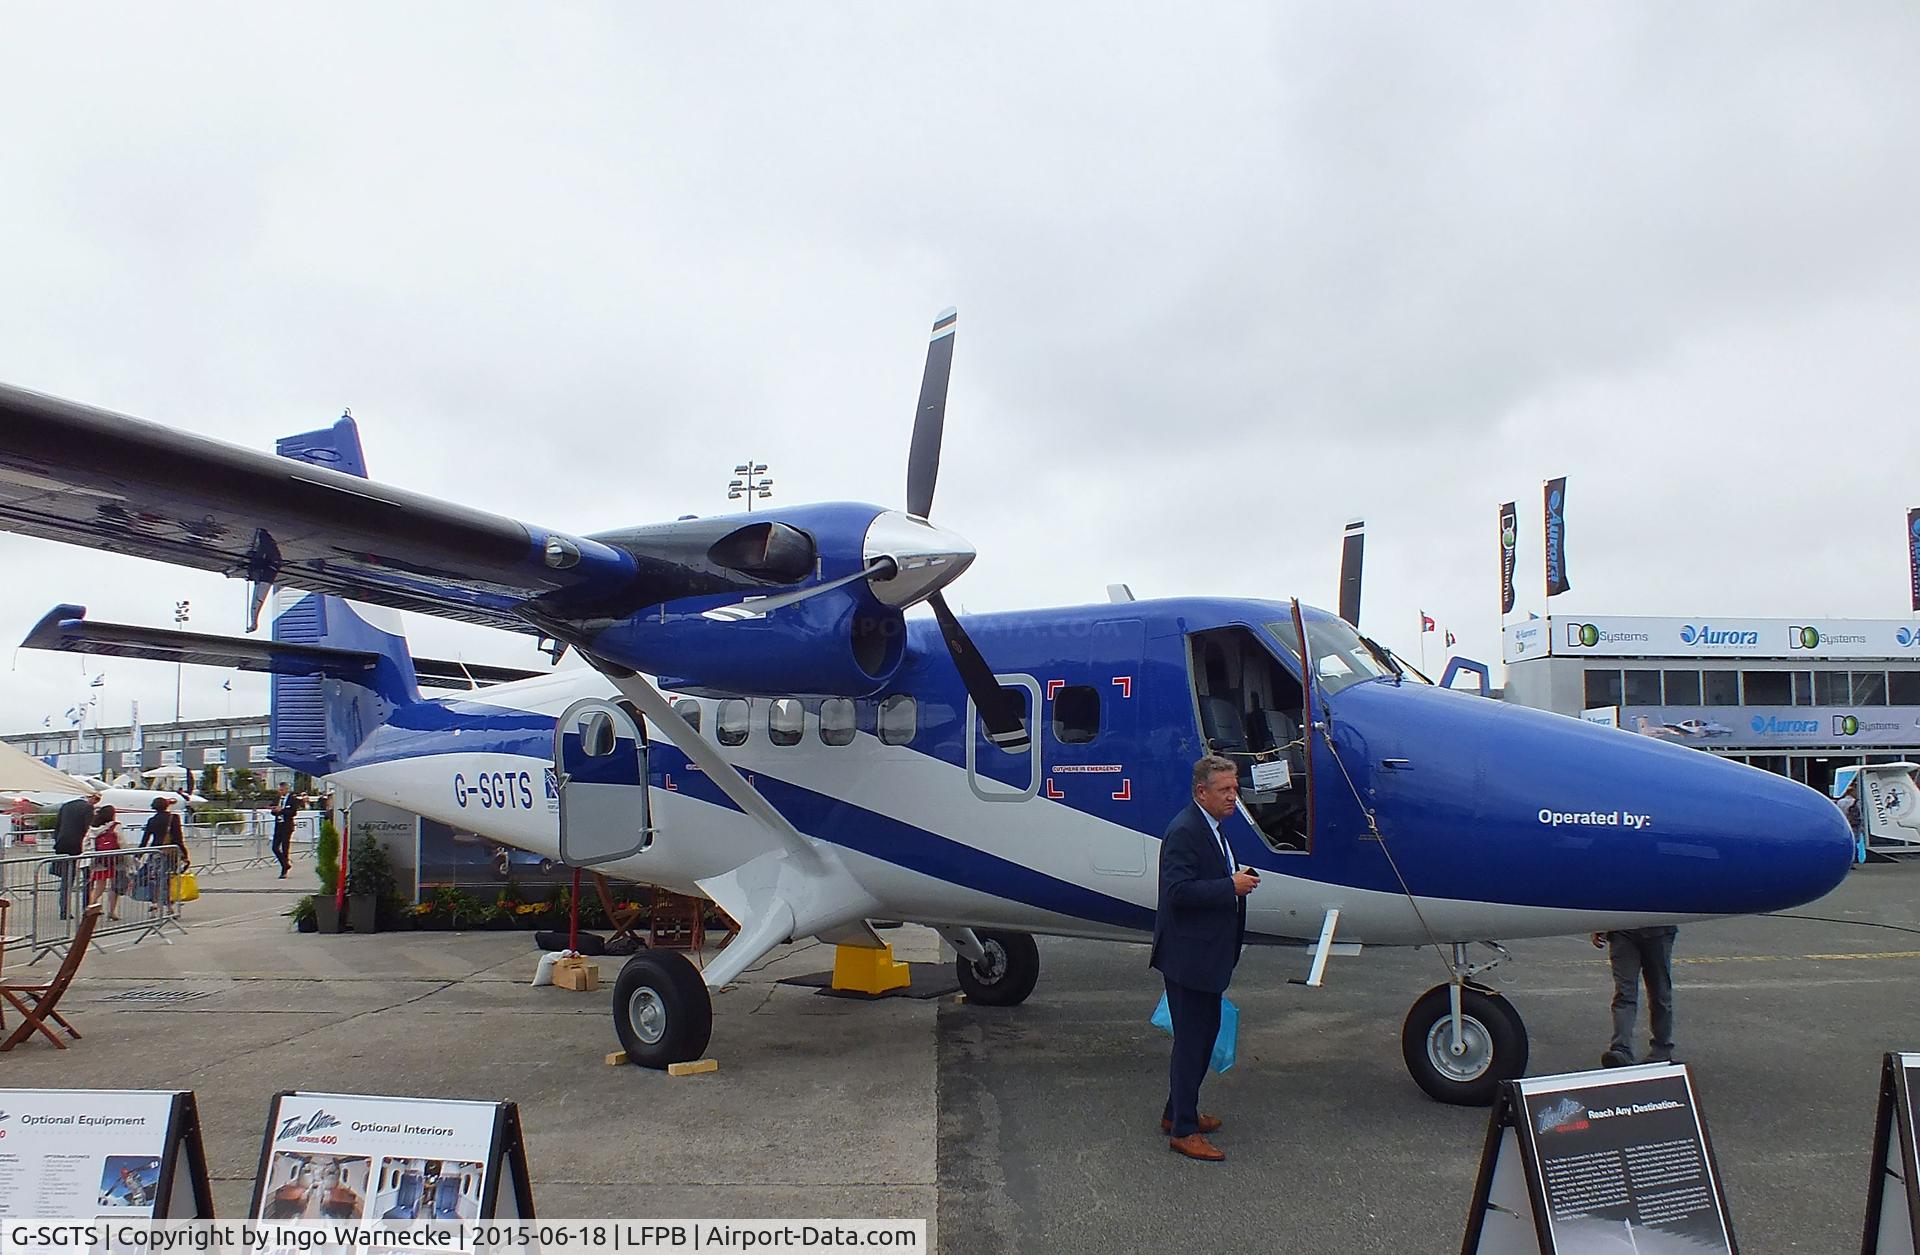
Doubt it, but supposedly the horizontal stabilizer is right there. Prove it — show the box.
[23,605,541,691]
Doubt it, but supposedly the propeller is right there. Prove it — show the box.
[907,309,1028,748]
[697,307,1028,748]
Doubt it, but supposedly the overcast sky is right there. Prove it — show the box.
[3,4,1918,736]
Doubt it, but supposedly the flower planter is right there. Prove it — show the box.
[348,894,379,933]
[315,897,343,934]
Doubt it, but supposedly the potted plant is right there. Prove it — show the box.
[346,829,398,933]
[313,818,343,934]
[290,895,318,933]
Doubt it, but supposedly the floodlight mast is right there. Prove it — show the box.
[726,459,773,511]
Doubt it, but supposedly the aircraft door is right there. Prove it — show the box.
[1187,623,1312,853]
[554,698,652,866]
[966,674,1042,802]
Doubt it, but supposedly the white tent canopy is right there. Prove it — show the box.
[0,740,93,801]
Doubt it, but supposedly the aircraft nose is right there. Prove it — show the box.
[1701,761,1855,914]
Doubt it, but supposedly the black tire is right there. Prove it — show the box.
[1401,983,1528,1106]
[955,930,1040,1007]
[611,950,712,1068]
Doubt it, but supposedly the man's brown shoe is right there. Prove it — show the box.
[1161,1115,1222,1135]
[1168,1133,1225,1161]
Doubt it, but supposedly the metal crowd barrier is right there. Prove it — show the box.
[0,846,186,964]
[178,812,322,875]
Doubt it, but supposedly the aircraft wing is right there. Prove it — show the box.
[0,383,817,633]
[23,604,543,690]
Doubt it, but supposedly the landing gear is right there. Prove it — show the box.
[612,950,712,1068]
[955,929,1040,1006]
[1400,943,1528,1106]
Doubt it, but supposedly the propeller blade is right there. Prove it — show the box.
[928,590,1029,748]
[1337,518,1365,627]
[906,307,958,519]
[702,557,898,622]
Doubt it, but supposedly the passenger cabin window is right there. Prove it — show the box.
[672,698,701,733]
[768,698,804,746]
[717,699,751,747]
[878,695,917,745]
[819,698,856,746]
[1052,685,1100,744]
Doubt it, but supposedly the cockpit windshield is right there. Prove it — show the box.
[1264,615,1393,695]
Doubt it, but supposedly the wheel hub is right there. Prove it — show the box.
[973,941,1007,984]
[629,986,667,1046]
[1425,1014,1493,1082]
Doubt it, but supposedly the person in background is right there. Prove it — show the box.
[51,788,100,920]
[88,803,126,920]
[141,796,189,907]
[1593,925,1680,1067]
[270,782,298,878]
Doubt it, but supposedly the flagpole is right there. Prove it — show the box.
[1419,612,1429,678]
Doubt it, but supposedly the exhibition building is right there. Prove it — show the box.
[1503,614,1920,796]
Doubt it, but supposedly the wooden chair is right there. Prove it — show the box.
[0,904,102,1051]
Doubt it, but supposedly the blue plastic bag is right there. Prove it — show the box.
[1150,992,1239,1073]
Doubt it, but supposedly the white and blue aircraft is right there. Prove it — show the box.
[0,312,1854,1103]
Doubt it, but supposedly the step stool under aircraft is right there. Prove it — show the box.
[0,313,1854,1104]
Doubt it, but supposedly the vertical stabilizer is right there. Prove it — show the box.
[269,415,421,776]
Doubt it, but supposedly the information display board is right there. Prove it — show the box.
[250,1092,533,1224]
[1462,1063,1736,1254]
[1860,1052,1920,1254]
[0,1089,213,1218]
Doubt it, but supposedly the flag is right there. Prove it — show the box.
[41,715,51,728]
[130,700,142,751]
[64,706,80,727]
[1543,477,1571,597]
[222,678,232,691]
[1420,612,1436,633]
[1909,507,1919,612]
[1446,630,1457,648]
[1498,501,1517,615]
[89,673,105,687]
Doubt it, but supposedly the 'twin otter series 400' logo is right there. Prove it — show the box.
[276,1110,343,1144]
[1535,1096,1590,1134]
[1563,623,1650,649]
[1678,624,1759,647]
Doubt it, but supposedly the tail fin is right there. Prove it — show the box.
[269,416,422,776]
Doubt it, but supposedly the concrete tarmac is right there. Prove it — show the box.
[4,855,1919,1253]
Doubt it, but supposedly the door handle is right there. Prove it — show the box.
[1380,758,1413,770]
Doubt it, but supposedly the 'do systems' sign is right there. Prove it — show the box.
[1536,616,1920,660]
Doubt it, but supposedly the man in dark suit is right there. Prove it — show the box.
[270,784,299,878]
[1151,754,1258,1161]
[52,789,102,920]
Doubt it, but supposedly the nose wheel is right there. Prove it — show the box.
[1401,983,1528,1106]
[955,929,1040,1006]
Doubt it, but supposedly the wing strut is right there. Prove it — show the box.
[562,645,883,990]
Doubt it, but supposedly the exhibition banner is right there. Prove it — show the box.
[1543,478,1570,598]
[1536,615,1920,660]
[1499,502,1517,616]
[0,1089,213,1219]
[1461,1064,1736,1254]
[1909,508,1919,614]
[1620,705,1920,750]
[251,1092,533,1225]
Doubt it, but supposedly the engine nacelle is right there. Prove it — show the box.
[592,583,908,698]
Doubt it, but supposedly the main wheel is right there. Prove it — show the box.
[955,930,1040,1006]
[612,950,713,1068]
[1400,983,1528,1106]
